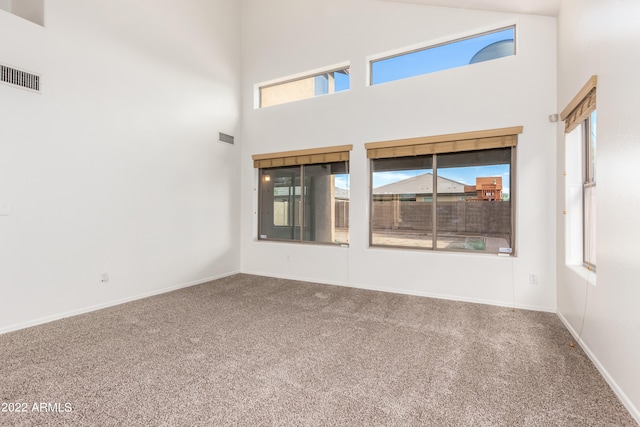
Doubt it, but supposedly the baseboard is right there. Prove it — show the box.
[557,312,640,424]
[0,271,240,335]
[240,269,556,313]
[240,270,347,289]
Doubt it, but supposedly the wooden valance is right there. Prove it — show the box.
[561,75,597,133]
[252,144,352,168]
[365,126,523,159]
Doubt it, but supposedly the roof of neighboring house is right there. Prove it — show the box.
[335,187,349,199]
[273,186,350,199]
[373,173,468,195]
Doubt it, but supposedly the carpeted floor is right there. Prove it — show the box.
[1,274,636,426]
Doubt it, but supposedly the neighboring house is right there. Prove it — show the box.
[373,173,475,202]
[371,173,510,234]
[260,69,350,108]
[464,177,503,201]
[334,187,350,201]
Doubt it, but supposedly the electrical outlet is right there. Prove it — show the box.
[100,273,109,283]
[529,274,538,285]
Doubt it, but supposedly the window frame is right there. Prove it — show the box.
[561,75,597,271]
[582,111,596,270]
[257,64,350,109]
[366,127,521,255]
[368,25,516,86]
[253,145,352,246]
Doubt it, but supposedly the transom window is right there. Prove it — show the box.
[370,26,515,85]
[366,127,521,254]
[258,66,350,108]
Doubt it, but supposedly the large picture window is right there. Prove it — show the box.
[253,145,351,245]
[366,127,521,254]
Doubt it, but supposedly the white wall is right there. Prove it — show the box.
[0,0,44,26]
[0,0,242,333]
[0,0,11,13]
[557,0,640,421]
[240,0,557,311]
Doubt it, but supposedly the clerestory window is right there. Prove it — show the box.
[258,66,350,108]
[370,26,515,85]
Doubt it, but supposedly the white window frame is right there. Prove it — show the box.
[561,76,597,273]
[582,111,596,270]
[368,25,516,86]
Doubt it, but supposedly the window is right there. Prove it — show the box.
[259,66,350,108]
[366,127,521,254]
[370,26,515,85]
[583,110,596,268]
[253,145,351,245]
[561,76,597,270]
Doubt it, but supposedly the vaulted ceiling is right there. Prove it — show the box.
[382,0,561,17]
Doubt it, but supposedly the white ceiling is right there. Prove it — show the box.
[383,0,561,17]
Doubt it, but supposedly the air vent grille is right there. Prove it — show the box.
[219,132,234,145]
[1,64,40,92]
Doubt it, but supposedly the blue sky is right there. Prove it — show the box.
[371,27,514,85]
[335,72,350,92]
[335,27,513,93]
[335,174,349,190]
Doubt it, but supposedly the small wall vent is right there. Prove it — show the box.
[219,132,234,145]
[1,64,41,92]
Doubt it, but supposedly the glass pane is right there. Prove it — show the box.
[584,185,596,267]
[371,155,434,248]
[260,67,350,108]
[371,27,514,85]
[335,70,350,92]
[588,110,596,183]
[302,162,349,244]
[583,111,596,268]
[259,166,301,241]
[314,74,329,96]
[436,148,512,253]
[334,164,350,245]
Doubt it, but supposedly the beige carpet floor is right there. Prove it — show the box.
[1,274,636,426]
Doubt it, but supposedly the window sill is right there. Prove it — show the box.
[567,264,597,286]
[256,238,349,248]
[368,244,515,257]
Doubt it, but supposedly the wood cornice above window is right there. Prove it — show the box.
[252,144,352,168]
[365,126,523,159]
[561,75,597,133]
